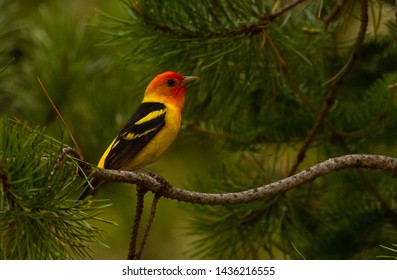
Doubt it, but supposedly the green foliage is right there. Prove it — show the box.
[0,118,107,259]
[379,244,397,259]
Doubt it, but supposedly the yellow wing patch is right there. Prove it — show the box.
[135,109,166,125]
[122,127,161,140]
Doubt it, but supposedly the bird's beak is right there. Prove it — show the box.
[181,76,200,86]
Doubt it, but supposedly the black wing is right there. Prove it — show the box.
[104,102,166,170]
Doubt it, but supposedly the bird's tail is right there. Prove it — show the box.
[76,177,105,200]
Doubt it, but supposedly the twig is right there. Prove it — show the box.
[127,186,147,260]
[323,0,350,26]
[332,138,397,226]
[82,154,397,206]
[51,146,83,176]
[135,193,160,260]
[267,0,308,21]
[288,0,369,175]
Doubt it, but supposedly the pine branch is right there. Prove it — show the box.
[0,119,108,259]
[323,0,350,26]
[332,137,397,229]
[267,0,308,21]
[75,150,397,259]
[79,154,397,206]
[288,0,369,175]
[130,0,308,39]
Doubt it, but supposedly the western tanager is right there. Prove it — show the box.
[77,71,199,200]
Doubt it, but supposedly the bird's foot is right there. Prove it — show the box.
[144,170,170,188]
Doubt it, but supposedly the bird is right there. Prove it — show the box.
[77,71,199,200]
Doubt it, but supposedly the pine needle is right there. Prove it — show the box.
[0,57,15,74]
[37,77,83,160]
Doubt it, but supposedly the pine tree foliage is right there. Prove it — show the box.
[0,118,107,259]
[101,0,397,259]
[379,244,397,259]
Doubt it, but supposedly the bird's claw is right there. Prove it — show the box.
[145,170,169,187]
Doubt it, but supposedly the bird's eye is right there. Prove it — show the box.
[166,79,176,87]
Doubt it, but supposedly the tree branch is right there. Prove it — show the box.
[132,0,308,39]
[288,0,369,175]
[80,154,397,206]
[322,0,350,26]
[267,0,308,22]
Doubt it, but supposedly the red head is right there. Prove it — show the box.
[144,71,199,110]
